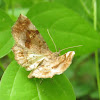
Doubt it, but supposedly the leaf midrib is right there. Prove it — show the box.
[34,79,41,100]
[9,67,21,100]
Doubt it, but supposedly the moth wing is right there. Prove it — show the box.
[12,14,50,55]
[12,14,75,79]
[12,14,51,69]
[28,51,75,78]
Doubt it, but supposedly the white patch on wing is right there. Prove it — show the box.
[71,51,75,56]
[66,51,75,57]
[26,63,38,71]
[26,57,45,71]
[29,54,43,57]
[66,51,70,57]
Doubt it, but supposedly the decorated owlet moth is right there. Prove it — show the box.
[12,14,75,78]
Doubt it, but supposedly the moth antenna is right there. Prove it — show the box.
[47,29,57,52]
[60,45,83,52]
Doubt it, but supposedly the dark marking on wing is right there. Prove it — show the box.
[52,55,66,69]
[25,30,39,48]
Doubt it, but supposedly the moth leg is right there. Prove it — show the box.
[39,78,44,85]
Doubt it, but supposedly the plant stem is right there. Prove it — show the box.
[80,0,91,16]
[95,50,100,98]
[80,0,100,32]
[93,0,100,99]
[0,60,5,71]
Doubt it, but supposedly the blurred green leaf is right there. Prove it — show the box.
[4,0,49,9]
[0,60,76,100]
[73,83,92,98]
[90,90,99,99]
[7,51,14,60]
[97,0,100,21]
[27,2,100,56]
[53,0,93,17]
[8,8,29,21]
[0,9,14,58]
[0,68,3,79]
[0,60,5,71]
[0,0,6,9]
[13,0,34,8]
[77,58,96,77]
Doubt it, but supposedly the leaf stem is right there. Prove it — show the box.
[80,0,91,16]
[80,0,100,31]
[95,50,100,98]
[93,0,100,99]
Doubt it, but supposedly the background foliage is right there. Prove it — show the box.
[0,0,100,100]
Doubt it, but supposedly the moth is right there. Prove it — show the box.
[12,14,75,78]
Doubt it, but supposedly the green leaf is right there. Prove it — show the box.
[53,0,100,30]
[73,83,91,98]
[27,2,100,56]
[8,8,29,21]
[90,90,99,99]
[4,0,49,9]
[77,58,96,77]
[53,0,93,18]
[0,9,14,58]
[0,60,76,100]
[97,0,100,23]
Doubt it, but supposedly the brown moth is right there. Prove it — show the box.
[12,14,75,78]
